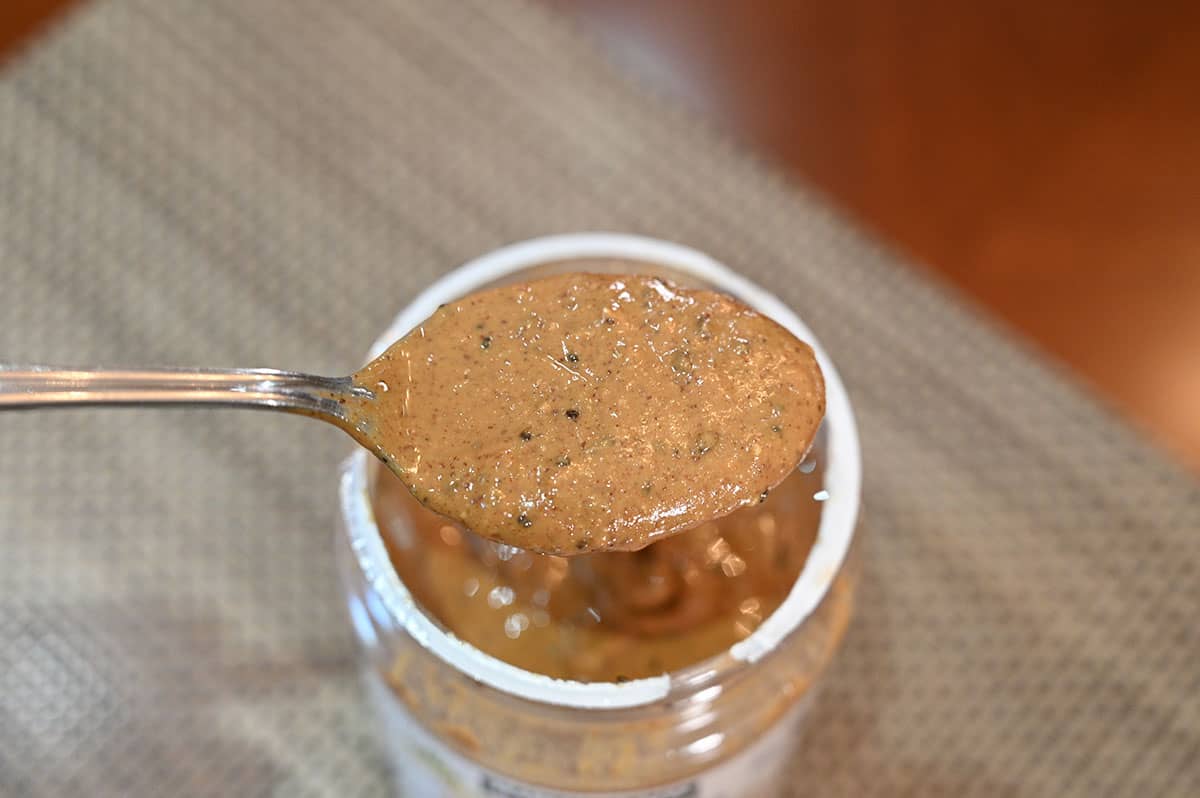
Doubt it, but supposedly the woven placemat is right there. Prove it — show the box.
[2,1,1197,795]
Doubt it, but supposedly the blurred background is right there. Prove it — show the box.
[4,0,1199,470]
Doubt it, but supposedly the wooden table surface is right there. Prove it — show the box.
[5,1,1200,470]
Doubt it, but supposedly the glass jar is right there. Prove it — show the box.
[336,234,862,797]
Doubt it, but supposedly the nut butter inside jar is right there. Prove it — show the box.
[338,235,861,796]
[375,448,824,683]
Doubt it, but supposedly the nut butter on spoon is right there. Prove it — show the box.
[346,272,825,554]
[0,273,823,555]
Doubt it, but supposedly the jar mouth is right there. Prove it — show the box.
[341,233,862,710]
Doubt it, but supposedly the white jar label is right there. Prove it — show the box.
[365,671,811,798]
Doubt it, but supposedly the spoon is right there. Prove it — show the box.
[0,273,824,554]
[0,363,371,435]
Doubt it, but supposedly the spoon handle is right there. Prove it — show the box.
[0,365,364,424]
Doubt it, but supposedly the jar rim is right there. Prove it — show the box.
[340,233,862,710]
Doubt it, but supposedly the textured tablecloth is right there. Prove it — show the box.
[1,1,1197,796]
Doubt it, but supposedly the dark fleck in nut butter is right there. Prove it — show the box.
[352,273,825,555]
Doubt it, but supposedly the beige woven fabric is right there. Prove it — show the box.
[1,1,1197,795]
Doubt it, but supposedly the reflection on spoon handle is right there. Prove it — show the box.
[0,364,367,424]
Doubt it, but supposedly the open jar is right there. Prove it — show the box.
[337,234,862,796]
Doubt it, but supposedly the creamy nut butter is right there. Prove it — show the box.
[348,273,824,554]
